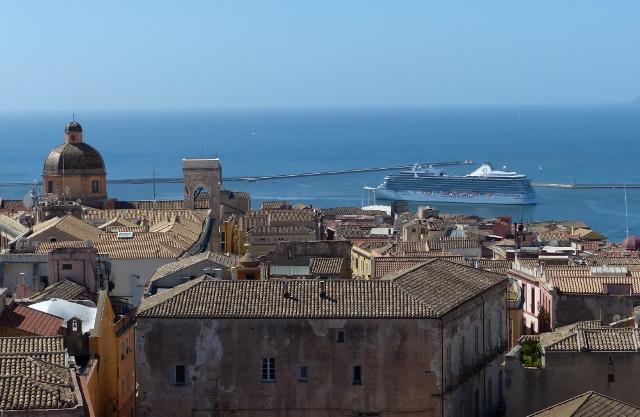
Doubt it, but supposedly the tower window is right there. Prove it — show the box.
[48,181,53,194]
[92,180,99,193]
[71,135,75,142]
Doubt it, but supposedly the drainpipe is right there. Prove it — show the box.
[441,317,444,417]
[481,293,486,417]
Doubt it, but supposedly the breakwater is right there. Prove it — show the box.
[0,160,475,186]
[532,182,640,189]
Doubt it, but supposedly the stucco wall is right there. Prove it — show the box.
[109,258,176,305]
[554,294,640,327]
[442,285,506,417]
[505,348,640,416]
[137,317,442,417]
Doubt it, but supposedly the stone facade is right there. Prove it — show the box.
[136,260,507,417]
[504,324,640,416]
[183,158,221,249]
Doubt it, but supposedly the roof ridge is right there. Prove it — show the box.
[138,275,211,314]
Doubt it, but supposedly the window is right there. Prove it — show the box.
[72,320,78,332]
[246,273,256,280]
[121,341,125,360]
[127,336,131,353]
[262,358,276,382]
[299,366,308,381]
[62,264,72,270]
[92,180,99,193]
[259,238,266,242]
[474,327,479,356]
[530,287,535,313]
[122,378,125,396]
[337,331,345,343]
[353,365,362,385]
[278,237,284,241]
[459,336,465,371]
[175,365,186,385]
[47,181,53,194]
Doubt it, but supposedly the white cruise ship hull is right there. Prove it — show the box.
[373,189,537,205]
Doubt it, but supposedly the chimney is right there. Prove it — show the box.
[20,273,25,286]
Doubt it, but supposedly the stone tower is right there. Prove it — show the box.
[182,158,221,251]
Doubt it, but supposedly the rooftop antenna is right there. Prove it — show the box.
[152,151,157,202]
[625,181,629,238]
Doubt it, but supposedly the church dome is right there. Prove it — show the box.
[43,143,106,176]
[65,121,83,132]
[622,235,640,250]
[238,253,260,267]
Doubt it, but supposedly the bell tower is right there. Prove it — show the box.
[65,120,83,144]
[182,158,222,251]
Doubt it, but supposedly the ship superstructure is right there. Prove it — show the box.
[366,163,536,205]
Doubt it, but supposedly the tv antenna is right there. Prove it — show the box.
[625,182,629,238]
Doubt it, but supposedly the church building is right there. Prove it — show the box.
[42,120,110,207]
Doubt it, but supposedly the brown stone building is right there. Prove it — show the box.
[42,120,109,206]
[136,259,507,417]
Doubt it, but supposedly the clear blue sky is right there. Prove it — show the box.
[1,1,639,111]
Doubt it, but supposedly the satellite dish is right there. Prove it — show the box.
[65,186,71,196]
[32,241,39,248]
[22,193,37,209]
[85,240,93,248]
[47,195,56,203]
[76,199,82,204]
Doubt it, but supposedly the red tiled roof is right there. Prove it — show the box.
[0,305,63,336]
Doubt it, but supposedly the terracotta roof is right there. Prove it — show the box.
[395,212,416,222]
[99,231,194,251]
[138,259,506,319]
[30,215,101,242]
[149,251,241,283]
[0,358,77,410]
[542,328,640,352]
[374,256,464,278]
[260,201,291,210]
[268,211,314,223]
[247,226,315,235]
[27,279,88,302]
[309,258,346,276]
[318,207,388,218]
[98,215,140,229]
[113,200,185,210]
[0,305,63,336]
[529,391,640,416]
[552,277,640,294]
[0,336,65,357]
[464,259,511,275]
[36,240,183,259]
[243,216,268,231]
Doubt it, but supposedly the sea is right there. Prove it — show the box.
[1,105,639,243]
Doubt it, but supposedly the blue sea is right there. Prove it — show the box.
[1,105,639,242]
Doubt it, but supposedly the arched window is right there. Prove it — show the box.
[92,180,99,193]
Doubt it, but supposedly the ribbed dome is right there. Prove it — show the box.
[65,121,83,133]
[622,235,640,250]
[238,253,260,267]
[43,143,106,176]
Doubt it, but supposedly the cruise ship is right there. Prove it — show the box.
[366,163,536,205]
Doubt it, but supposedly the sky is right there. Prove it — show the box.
[1,1,639,111]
